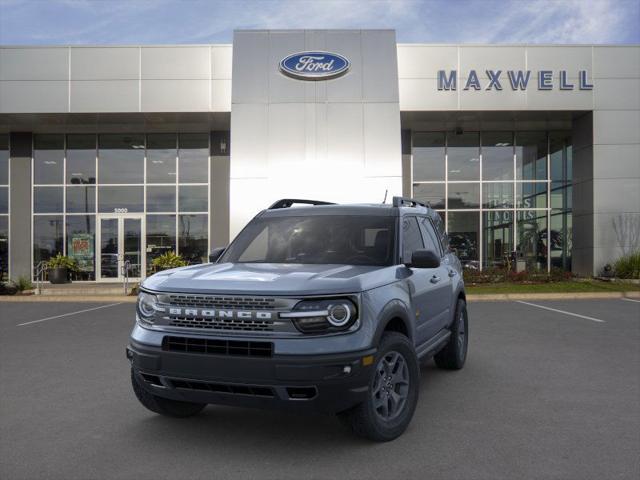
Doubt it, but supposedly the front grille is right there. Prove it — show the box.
[167,295,277,310]
[162,336,273,357]
[168,316,274,332]
[169,379,274,398]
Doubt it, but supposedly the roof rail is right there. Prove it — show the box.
[268,198,336,209]
[392,196,429,208]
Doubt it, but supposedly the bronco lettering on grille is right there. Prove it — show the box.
[167,307,273,320]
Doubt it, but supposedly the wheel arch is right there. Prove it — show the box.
[372,299,414,347]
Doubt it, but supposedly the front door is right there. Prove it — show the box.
[98,215,144,281]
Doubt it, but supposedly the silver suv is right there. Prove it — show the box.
[127,197,468,441]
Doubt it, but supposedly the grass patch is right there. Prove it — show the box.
[466,280,640,295]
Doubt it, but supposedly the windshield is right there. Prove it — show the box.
[220,215,396,266]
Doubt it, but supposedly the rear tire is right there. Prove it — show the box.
[434,298,468,370]
[131,369,206,418]
[338,332,419,442]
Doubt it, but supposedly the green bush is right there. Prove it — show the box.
[14,276,34,291]
[613,251,640,279]
[463,266,572,284]
[151,252,187,271]
[47,253,79,272]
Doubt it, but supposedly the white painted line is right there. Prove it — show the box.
[516,301,605,323]
[621,298,640,304]
[17,303,123,326]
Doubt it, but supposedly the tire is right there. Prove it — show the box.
[338,332,420,442]
[131,369,206,418]
[434,298,468,370]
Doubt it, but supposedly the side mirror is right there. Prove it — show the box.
[208,247,226,263]
[407,249,441,269]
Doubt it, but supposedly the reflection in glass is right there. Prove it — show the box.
[483,211,513,268]
[178,133,209,183]
[412,183,445,209]
[0,216,7,280]
[34,187,63,213]
[517,182,547,209]
[0,134,8,185]
[482,132,514,181]
[179,214,208,264]
[516,132,547,180]
[551,182,571,210]
[34,135,64,185]
[448,183,480,209]
[100,218,119,279]
[146,215,176,274]
[483,182,514,209]
[0,187,7,214]
[66,186,96,213]
[66,134,96,184]
[448,212,479,267]
[147,186,176,212]
[98,186,143,213]
[516,210,547,271]
[550,209,572,270]
[66,215,95,280]
[98,134,144,184]
[179,185,208,212]
[147,134,177,184]
[123,218,142,277]
[448,132,479,181]
[412,133,445,181]
[33,215,64,273]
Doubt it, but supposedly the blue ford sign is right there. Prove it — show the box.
[279,51,350,80]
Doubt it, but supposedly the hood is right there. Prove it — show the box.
[142,262,400,295]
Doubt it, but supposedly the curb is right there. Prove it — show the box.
[0,295,137,303]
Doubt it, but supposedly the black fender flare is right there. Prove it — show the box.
[372,299,414,347]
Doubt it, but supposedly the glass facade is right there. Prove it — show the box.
[412,131,572,271]
[0,135,8,279]
[32,133,210,280]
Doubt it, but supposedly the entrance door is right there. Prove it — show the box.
[98,215,144,281]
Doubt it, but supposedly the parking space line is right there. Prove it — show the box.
[516,301,605,323]
[16,303,123,326]
[621,298,640,304]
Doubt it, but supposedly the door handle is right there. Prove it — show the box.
[430,275,441,284]
[448,269,457,277]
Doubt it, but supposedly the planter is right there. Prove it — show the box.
[49,267,70,284]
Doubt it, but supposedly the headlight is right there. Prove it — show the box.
[137,291,159,324]
[281,298,358,333]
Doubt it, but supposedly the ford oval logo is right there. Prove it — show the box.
[279,51,350,81]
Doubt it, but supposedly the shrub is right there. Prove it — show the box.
[613,251,640,279]
[151,252,187,271]
[47,253,79,272]
[14,276,34,292]
[463,266,572,284]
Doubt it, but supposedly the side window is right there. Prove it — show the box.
[419,217,442,256]
[402,217,424,263]
[432,213,449,252]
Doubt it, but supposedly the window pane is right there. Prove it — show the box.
[98,186,143,213]
[98,134,144,184]
[516,132,547,181]
[178,133,208,183]
[179,214,208,264]
[517,182,547,209]
[448,183,480,209]
[34,134,64,185]
[447,132,479,181]
[34,186,63,213]
[516,210,547,271]
[146,214,176,275]
[0,216,7,280]
[0,187,7,214]
[33,215,64,270]
[418,217,441,256]
[550,182,571,210]
[147,134,177,184]
[550,209,572,271]
[66,186,96,213]
[66,215,95,280]
[413,132,445,181]
[66,134,96,184]
[483,211,513,268]
[413,183,445,209]
[402,217,424,263]
[482,132,514,181]
[179,185,207,212]
[483,182,514,209]
[0,134,8,185]
[448,212,479,267]
[147,185,176,212]
[550,132,571,183]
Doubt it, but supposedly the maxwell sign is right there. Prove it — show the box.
[280,52,350,80]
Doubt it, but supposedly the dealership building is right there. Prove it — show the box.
[0,30,638,282]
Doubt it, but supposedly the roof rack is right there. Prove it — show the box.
[392,196,429,208]
[268,198,336,209]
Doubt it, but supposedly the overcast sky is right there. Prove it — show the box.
[1,0,638,45]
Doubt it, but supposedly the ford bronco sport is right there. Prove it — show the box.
[127,196,468,441]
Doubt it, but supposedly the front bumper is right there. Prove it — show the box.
[127,338,376,414]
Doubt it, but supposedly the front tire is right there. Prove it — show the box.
[338,332,420,442]
[434,298,468,370]
[131,369,206,418]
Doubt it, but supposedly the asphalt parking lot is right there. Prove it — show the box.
[1,298,638,480]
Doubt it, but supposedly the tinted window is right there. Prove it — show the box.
[147,134,177,184]
[221,215,396,266]
[419,217,441,256]
[402,217,424,263]
[98,134,144,184]
[179,214,208,264]
[178,133,208,183]
[34,135,64,185]
[66,134,96,184]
